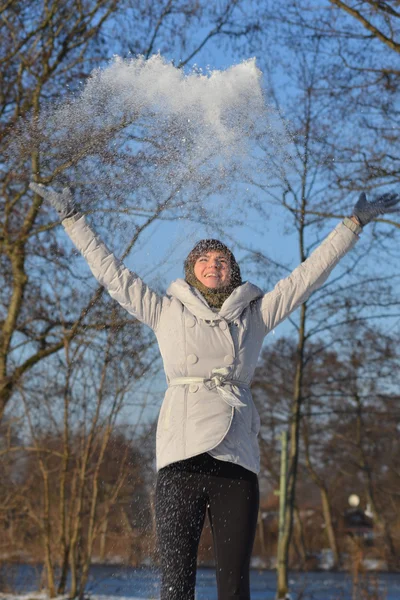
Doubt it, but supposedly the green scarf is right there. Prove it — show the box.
[185,269,239,310]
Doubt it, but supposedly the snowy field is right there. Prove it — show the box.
[2,565,400,600]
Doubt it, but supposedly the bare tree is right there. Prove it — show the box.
[254,0,400,192]
[253,324,400,573]
[0,0,258,424]
[2,301,155,597]
[243,29,400,593]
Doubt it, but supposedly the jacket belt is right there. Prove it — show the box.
[168,367,249,408]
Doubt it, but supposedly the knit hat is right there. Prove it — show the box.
[184,239,242,309]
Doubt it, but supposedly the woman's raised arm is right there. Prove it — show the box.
[260,192,399,334]
[30,183,164,331]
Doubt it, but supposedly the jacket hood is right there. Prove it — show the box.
[167,279,263,322]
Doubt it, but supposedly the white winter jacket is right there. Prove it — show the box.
[63,215,359,473]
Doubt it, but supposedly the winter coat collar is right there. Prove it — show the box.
[167,279,263,322]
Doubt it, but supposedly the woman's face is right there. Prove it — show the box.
[194,250,231,289]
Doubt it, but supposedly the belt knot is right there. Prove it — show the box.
[204,367,246,408]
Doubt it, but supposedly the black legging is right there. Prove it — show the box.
[155,452,259,600]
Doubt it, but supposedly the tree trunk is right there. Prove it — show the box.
[276,303,306,599]
[99,514,109,563]
[58,358,72,594]
[79,425,112,597]
[69,464,85,599]
[57,544,70,595]
[320,486,340,568]
[303,422,340,569]
[40,466,56,598]
[293,505,307,568]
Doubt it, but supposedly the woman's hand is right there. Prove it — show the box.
[352,191,400,227]
[29,182,78,221]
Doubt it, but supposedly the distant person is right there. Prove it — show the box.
[30,181,399,600]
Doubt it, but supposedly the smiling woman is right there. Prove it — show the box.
[28,181,400,600]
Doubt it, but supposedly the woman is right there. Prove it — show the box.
[30,182,399,599]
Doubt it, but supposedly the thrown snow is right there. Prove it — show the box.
[75,54,265,148]
[15,54,290,217]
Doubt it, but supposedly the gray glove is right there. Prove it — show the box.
[29,182,78,221]
[353,191,400,227]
